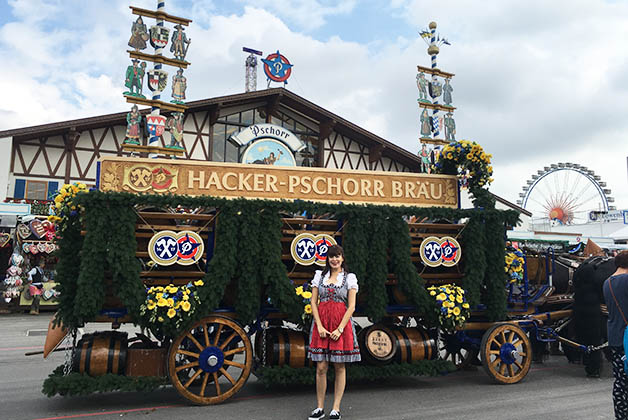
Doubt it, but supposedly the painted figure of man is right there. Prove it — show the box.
[124,105,142,145]
[416,72,429,102]
[420,109,432,138]
[171,68,187,104]
[170,24,191,61]
[128,17,148,51]
[444,112,456,141]
[419,143,431,173]
[166,112,185,149]
[443,78,453,106]
[124,59,147,97]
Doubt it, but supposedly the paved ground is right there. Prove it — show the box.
[0,313,617,420]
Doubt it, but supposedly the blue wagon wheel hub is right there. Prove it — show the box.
[499,342,518,364]
[199,346,225,373]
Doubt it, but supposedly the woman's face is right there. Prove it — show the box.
[328,253,344,270]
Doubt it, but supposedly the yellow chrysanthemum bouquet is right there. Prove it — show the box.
[295,284,313,325]
[48,182,88,234]
[428,284,470,332]
[432,140,493,190]
[505,249,525,284]
[139,280,203,338]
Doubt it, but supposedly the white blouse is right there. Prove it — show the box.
[311,270,359,292]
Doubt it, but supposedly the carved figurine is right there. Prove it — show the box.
[416,72,429,103]
[171,68,187,104]
[420,109,432,138]
[170,24,191,61]
[419,143,431,173]
[124,59,147,98]
[124,105,142,145]
[444,112,456,141]
[128,17,149,51]
[166,112,185,149]
[443,78,453,106]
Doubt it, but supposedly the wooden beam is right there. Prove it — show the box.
[418,102,456,112]
[125,95,187,113]
[64,128,79,184]
[208,104,221,161]
[265,94,282,123]
[127,50,189,69]
[417,65,455,78]
[130,6,192,26]
[317,118,335,167]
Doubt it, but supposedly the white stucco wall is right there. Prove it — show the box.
[0,136,12,201]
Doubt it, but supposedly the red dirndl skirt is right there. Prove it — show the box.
[308,301,361,363]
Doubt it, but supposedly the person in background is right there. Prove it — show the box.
[27,259,47,315]
[603,250,628,419]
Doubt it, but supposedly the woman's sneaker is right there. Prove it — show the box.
[308,408,325,420]
[329,410,341,420]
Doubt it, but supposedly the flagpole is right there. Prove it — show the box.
[149,0,166,158]
[428,21,440,139]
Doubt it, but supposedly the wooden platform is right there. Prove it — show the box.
[130,6,192,25]
[128,50,190,69]
[417,102,456,112]
[121,143,185,156]
[124,95,187,113]
[417,65,455,78]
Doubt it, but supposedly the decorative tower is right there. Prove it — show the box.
[243,47,263,92]
[122,1,192,158]
[417,22,455,173]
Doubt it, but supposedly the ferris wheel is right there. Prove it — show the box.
[516,163,615,225]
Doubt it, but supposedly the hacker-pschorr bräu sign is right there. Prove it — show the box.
[231,124,305,167]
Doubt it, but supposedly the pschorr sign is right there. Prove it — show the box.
[230,124,305,153]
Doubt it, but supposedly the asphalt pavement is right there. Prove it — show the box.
[0,313,617,420]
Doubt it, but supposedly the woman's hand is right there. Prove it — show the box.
[329,329,341,341]
[317,324,330,338]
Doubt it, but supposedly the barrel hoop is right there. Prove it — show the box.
[107,334,116,374]
[271,330,280,366]
[283,329,291,367]
[397,328,413,361]
[84,335,94,375]
[392,330,405,363]
[277,329,285,366]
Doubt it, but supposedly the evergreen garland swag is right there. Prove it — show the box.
[56,191,518,334]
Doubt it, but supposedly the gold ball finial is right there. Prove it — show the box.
[429,21,437,29]
[428,45,439,55]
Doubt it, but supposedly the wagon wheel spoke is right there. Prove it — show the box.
[491,357,501,369]
[177,349,199,358]
[490,338,501,349]
[184,369,203,388]
[220,332,238,350]
[203,324,210,347]
[213,324,223,346]
[499,363,507,376]
[175,361,199,372]
[507,331,515,343]
[499,331,507,345]
[220,367,236,385]
[224,360,245,369]
[223,346,246,357]
[186,333,204,351]
[511,338,520,347]
[213,372,221,396]
[518,351,526,357]
[200,372,209,397]
[513,360,523,370]
[489,349,500,355]
[507,364,514,377]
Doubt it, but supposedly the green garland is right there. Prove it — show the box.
[363,212,389,321]
[57,191,519,334]
[255,360,456,387]
[43,365,167,397]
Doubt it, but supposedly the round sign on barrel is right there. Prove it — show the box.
[358,325,397,365]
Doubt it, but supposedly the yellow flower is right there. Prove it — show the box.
[430,290,436,296]
[155,293,163,299]
[167,298,174,307]
[448,294,454,301]
[55,202,62,209]
[157,298,168,307]
[436,293,446,301]
[147,301,156,310]
[194,280,204,287]
[453,307,461,316]
[167,308,176,318]
[462,303,470,309]
[181,301,191,312]
[304,304,312,314]
[295,286,304,296]
[158,316,164,322]
[183,294,189,301]
[302,291,312,299]
[456,295,463,303]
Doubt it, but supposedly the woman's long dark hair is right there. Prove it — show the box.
[321,245,347,277]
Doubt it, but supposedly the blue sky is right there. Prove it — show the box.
[1,0,627,216]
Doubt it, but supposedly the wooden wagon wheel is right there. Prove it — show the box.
[480,323,532,384]
[438,331,478,370]
[168,316,253,405]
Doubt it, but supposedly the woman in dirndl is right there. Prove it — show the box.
[307,245,360,420]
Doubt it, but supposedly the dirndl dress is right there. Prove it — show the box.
[308,270,361,363]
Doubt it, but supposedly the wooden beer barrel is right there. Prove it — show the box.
[357,325,397,365]
[391,327,436,363]
[254,328,312,368]
[72,331,128,376]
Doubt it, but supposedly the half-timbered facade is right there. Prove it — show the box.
[0,88,421,201]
